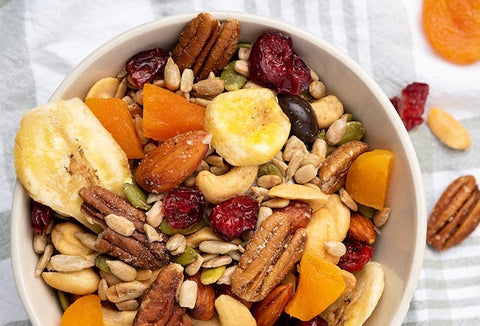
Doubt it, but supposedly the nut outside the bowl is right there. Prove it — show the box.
[10,11,425,326]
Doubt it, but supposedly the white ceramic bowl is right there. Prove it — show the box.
[11,11,426,326]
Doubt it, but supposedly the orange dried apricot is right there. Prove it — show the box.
[85,98,144,159]
[285,252,345,321]
[345,150,394,210]
[142,84,205,141]
[61,294,103,326]
[423,0,480,64]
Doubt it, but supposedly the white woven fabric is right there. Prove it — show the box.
[1,0,479,324]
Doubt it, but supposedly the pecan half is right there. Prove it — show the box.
[172,13,240,81]
[427,175,480,251]
[172,13,219,73]
[231,212,307,302]
[79,186,170,269]
[133,263,193,326]
[318,141,368,194]
[196,19,241,80]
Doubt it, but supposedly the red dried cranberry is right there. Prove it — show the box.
[293,316,328,326]
[31,201,53,235]
[126,48,170,88]
[338,237,374,272]
[390,82,429,131]
[249,32,311,95]
[209,195,258,240]
[163,188,205,229]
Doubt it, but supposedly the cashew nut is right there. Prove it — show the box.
[51,222,94,256]
[102,307,137,326]
[196,165,258,204]
[85,77,120,99]
[310,95,344,129]
[268,183,329,212]
[42,268,100,295]
[305,194,350,264]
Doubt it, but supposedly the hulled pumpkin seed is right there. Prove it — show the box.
[159,219,207,236]
[173,246,198,266]
[358,204,377,219]
[200,265,226,285]
[95,254,113,273]
[257,163,283,179]
[221,62,247,91]
[123,182,151,210]
[337,121,365,145]
[236,42,252,49]
[57,291,70,311]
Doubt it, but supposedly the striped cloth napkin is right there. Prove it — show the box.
[1,0,479,325]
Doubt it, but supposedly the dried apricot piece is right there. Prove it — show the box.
[345,150,394,210]
[423,0,480,64]
[142,84,205,141]
[285,252,345,321]
[85,98,144,159]
[61,294,103,326]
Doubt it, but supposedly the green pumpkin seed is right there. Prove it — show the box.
[258,163,283,179]
[57,291,70,311]
[317,129,326,140]
[358,204,377,219]
[344,113,354,122]
[123,181,151,210]
[201,265,226,285]
[326,144,336,155]
[221,62,247,91]
[337,121,365,145]
[236,43,252,50]
[173,246,198,266]
[300,89,314,102]
[159,219,207,236]
[95,254,112,273]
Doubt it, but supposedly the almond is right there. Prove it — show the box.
[348,213,376,244]
[135,130,209,193]
[187,273,216,321]
[252,283,293,326]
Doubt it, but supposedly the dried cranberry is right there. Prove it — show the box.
[249,32,311,95]
[126,48,170,88]
[293,316,328,326]
[274,314,296,325]
[390,82,429,131]
[31,201,53,235]
[163,188,205,229]
[338,237,374,272]
[209,195,258,240]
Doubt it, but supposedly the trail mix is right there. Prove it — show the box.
[14,12,396,326]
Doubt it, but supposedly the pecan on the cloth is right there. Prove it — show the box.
[427,175,480,251]
[231,212,307,302]
[133,263,193,326]
[79,186,170,269]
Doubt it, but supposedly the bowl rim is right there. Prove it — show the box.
[11,11,426,326]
